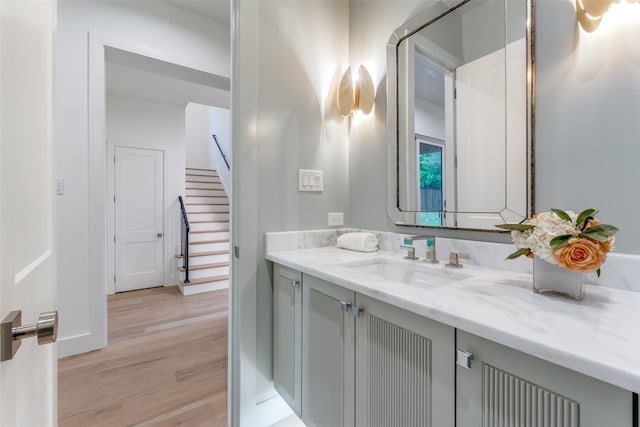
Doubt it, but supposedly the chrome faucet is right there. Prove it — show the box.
[445,252,470,268]
[403,235,438,263]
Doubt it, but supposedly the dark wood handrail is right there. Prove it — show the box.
[212,134,230,170]
[178,196,190,284]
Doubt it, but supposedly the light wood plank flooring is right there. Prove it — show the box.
[58,286,228,427]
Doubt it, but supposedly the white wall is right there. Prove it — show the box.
[56,0,229,357]
[415,97,445,140]
[232,0,350,423]
[106,94,186,294]
[185,103,232,194]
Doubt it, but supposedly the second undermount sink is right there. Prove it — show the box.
[339,257,471,288]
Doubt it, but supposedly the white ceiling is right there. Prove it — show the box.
[164,0,230,24]
[105,47,230,109]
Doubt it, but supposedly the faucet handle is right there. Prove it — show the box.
[446,252,470,268]
[401,245,419,260]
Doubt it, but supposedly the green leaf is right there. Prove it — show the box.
[596,268,601,278]
[576,209,598,229]
[550,208,572,222]
[549,234,573,249]
[505,247,530,260]
[495,223,535,232]
[583,224,619,237]
[579,232,608,242]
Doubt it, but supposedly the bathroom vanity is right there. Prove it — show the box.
[268,242,640,427]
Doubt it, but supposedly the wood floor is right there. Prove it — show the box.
[58,286,228,427]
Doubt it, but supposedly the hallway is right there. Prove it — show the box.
[58,286,228,426]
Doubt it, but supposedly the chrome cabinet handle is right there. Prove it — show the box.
[157,233,163,238]
[340,301,352,312]
[456,349,473,369]
[1,310,58,362]
[290,279,300,288]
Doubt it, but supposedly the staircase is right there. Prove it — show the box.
[176,168,230,295]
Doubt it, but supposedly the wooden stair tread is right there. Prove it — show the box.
[186,210,229,214]
[175,250,228,259]
[181,274,229,286]
[186,202,229,206]
[186,174,221,179]
[185,167,217,172]
[189,239,229,245]
[178,262,229,272]
[190,229,229,234]
[186,187,224,190]
[185,180,223,185]
[185,195,228,198]
[190,220,228,224]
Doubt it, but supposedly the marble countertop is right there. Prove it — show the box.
[266,246,640,394]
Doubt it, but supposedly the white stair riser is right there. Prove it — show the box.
[186,188,227,197]
[178,280,229,295]
[181,266,229,281]
[190,221,229,232]
[176,253,229,267]
[185,174,220,183]
[186,168,218,177]
[189,231,229,242]
[186,204,229,214]
[187,212,229,222]
[189,241,229,252]
[186,181,225,190]
[186,196,228,205]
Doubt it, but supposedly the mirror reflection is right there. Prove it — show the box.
[389,0,532,230]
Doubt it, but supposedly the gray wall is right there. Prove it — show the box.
[349,0,640,253]
[233,0,350,408]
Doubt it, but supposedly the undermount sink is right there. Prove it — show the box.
[339,257,471,288]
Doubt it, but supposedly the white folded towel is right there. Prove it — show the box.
[337,232,378,252]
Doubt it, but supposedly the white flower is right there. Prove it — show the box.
[511,211,579,265]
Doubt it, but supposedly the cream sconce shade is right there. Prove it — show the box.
[337,65,375,116]
[576,0,639,32]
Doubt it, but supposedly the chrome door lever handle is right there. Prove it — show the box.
[1,310,58,362]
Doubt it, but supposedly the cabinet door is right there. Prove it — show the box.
[302,275,355,427]
[456,330,633,427]
[354,294,455,427]
[273,264,302,416]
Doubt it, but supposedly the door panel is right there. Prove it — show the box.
[456,330,633,427]
[302,275,355,427]
[114,147,163,292]
[0,1,57,425]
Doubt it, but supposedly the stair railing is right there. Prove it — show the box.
[212,134,230,170]
[178,195,190,284]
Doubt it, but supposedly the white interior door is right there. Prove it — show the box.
[0,1,58,426]
[114,147,164,292]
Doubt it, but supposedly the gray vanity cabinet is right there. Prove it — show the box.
[456,330,633,427]
[302,274,455,427]
[354,293,455,427]
[273,264,302,416]
[302,274,355,427]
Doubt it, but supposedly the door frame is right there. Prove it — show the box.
[108,146,165,295]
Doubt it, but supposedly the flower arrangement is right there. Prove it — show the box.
[496,209,618,276]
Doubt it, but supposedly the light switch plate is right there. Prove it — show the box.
[328,212,344,226]
[298,169,323,192]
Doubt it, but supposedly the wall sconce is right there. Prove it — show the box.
[337,65,375,117]
[577,0,638,32]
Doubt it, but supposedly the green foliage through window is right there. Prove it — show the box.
[419,152,442,189]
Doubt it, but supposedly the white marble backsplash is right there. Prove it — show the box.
[264,228,640,292]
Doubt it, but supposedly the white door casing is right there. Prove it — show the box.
[0,0,58,426]
[114,147,164,292]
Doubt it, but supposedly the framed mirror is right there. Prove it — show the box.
[387,0,534,231]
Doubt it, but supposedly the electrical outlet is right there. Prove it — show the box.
[328,212,344,226]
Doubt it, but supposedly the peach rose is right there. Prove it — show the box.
[554,238,607,273]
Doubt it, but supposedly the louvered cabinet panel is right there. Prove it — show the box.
[355,294,455,427]
[457,330,633,427]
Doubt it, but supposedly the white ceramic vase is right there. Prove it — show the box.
[533,257,584,301]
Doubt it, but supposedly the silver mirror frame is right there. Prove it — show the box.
[386,0,535,232]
